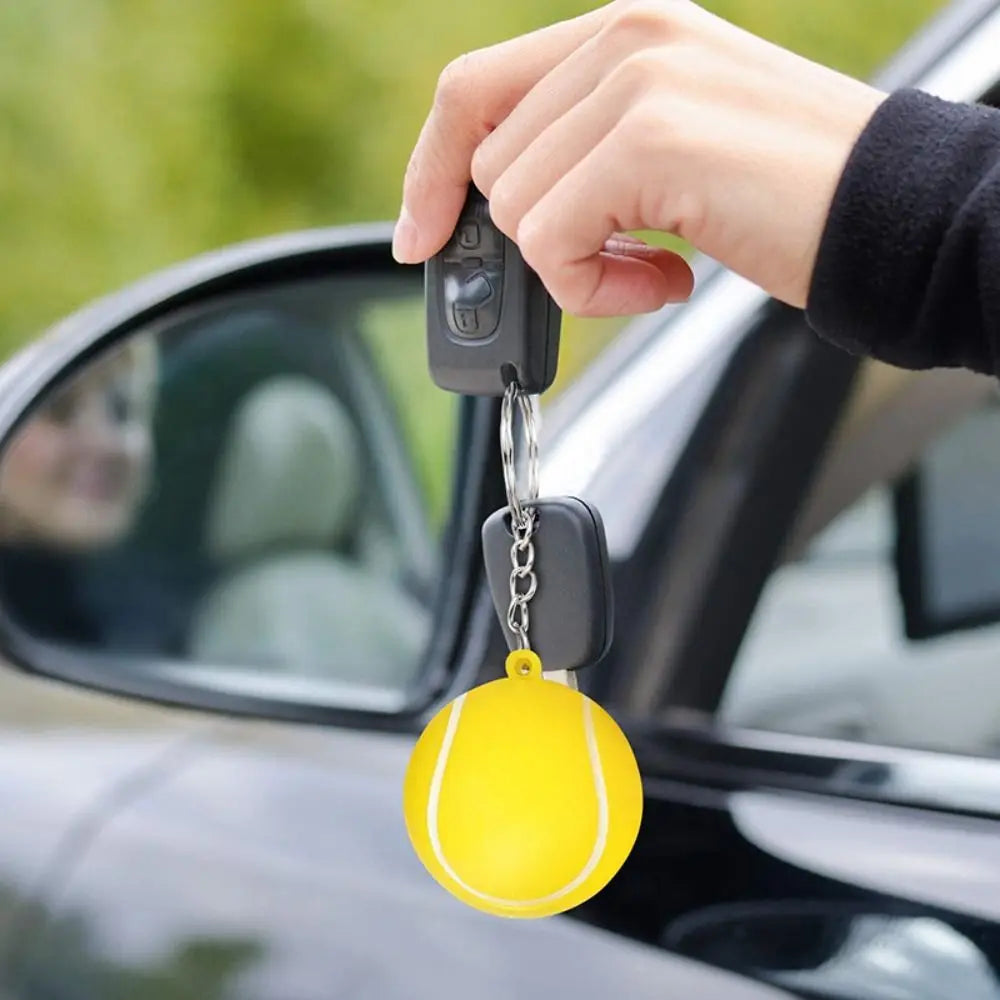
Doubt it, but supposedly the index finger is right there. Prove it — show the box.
[393,5,614,264]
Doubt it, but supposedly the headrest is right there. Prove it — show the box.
[205,376,362,562]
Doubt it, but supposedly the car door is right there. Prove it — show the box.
[620,361,1000,1000]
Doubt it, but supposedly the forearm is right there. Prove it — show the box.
[807,88,1000,376]
[396,0,1000,375]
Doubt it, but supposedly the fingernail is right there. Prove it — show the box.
[604,239,657,258]
[392,207,419,263]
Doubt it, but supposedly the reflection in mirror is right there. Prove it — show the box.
[0,275,456,701]
[0,337,157,642]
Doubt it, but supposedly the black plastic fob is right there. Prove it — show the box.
[482,496,613,672]
[426,186,561,396]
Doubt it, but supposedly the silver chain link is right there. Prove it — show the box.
[500,382,540,650]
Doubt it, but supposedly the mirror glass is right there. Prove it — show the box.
[0,273,458,703]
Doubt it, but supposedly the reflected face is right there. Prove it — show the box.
[0,341,156,550]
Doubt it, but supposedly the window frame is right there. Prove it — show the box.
[625,332,1000,821]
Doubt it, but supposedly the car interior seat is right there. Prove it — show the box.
[188,375,431,688]
[124,304,431,655]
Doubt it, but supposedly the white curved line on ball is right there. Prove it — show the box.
[426,691,610,910]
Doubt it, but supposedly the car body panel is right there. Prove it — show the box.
[0,721,795,1000]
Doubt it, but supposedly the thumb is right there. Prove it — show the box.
[394,5,613,264]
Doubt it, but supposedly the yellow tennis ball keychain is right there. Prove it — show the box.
[403,384,642,919]
[404,647,642,918]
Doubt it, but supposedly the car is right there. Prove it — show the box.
[1,1,1000,998]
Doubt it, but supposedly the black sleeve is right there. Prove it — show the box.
[806,88,1000,376]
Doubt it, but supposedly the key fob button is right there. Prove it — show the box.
[445,269,500,339]
[457,272,493,308]
[453,306,480,335]
[457,221,481,250]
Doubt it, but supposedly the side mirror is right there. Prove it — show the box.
[0,227,502,726]
[894,395,1000,640]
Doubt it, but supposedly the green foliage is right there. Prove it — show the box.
[0,0,947,363]
[704,0,945,74]
[0,881,262,1000]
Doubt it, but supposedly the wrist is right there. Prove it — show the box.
[806,88,1000,369]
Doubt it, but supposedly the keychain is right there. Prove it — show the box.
[404,189,643,920]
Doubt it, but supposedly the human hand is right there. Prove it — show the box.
[393,0,886,314]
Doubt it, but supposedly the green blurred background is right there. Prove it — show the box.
[0,0,947,361]
[0,0,951,522]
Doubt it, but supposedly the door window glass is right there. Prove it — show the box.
[720,400,1000,758]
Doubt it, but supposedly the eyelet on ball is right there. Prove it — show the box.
[505,649,542,680]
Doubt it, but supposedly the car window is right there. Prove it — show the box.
[357,295,457,531]
[719,397,1000,759]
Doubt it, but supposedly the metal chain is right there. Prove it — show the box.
[500,382,540,650]
[507,519,536,648]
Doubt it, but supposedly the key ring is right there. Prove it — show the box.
[500,382,540,649]
[500,382,539,529]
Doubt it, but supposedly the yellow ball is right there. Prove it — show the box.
[403,650,643,918]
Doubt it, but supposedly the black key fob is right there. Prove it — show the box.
[426,186,561,396]
[482,496,613,672]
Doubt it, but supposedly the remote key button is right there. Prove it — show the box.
[458,222,481,250]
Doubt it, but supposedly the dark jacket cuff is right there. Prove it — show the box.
[806,88,1000,375]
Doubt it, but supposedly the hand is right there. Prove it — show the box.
[393,0,886,314]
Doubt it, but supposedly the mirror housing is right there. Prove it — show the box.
[894,398,1000,641]
[0,226,504,729]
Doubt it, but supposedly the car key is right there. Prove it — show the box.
[482,495,614,674]
[426,185,561,396]
[407,279,640,921]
